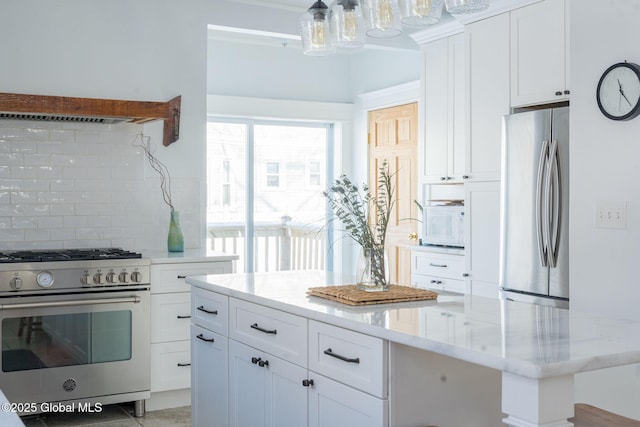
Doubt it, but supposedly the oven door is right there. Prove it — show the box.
[0,288,150,405]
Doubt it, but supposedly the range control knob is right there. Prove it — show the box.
[93,273,104,285]
[118,272,129,283]
[81,273,91,286]
[131,271,142,283]
[10,277,22,290]
[106,272,116,283]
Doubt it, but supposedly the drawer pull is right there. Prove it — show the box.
[430,280,442,284]
[323,348,360,364]
[302,379,314,387]
[177,275,187,279]
[251,357,261,364]
[250,323,277,335]
[177,362,191,367]
[197,305,218,315]
[429,263,447,268]
[177,314,191,319]
[196,333,214,343]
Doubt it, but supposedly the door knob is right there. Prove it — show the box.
[408,233,418,241]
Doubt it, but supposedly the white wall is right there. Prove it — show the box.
[570,0,640,417]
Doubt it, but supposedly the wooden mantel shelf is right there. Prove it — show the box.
[0,92,181,146]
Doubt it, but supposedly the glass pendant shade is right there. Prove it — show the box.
[399,0,444,26]
[330,0,366,48]
[301,0,336,56]
[445,0,489,14]
[362,0,403,38]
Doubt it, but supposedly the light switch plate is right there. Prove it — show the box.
[595,201,627,229]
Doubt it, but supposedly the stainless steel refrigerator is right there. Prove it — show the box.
[499,106,569,308]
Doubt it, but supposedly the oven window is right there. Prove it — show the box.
[1,310,132,372]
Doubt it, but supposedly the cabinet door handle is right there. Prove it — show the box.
[323,348,360,364]
[555,91,562,96]
[177,362,191,367]
[440,177,446,181]
[564,90,570,95]
[462,175,470,179]
[429,263,447,268]
[177,275,187,279]
[302,379,314,387]
[177,314,191,319]
[196,333,214,343]
[258,359,269,368]
[250,323,277,335]
[462,273,469,277]
[197,305,218,315]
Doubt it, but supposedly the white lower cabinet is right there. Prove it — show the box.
[411,250,466,294]
[229,339,307,427]
[191,324,228,427]
[150,258,234,398]
[308,374,387,427]
[191,291,389,427]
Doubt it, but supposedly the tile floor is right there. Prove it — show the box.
[20,403,191,427]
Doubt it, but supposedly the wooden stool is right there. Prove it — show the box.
[569,403,640,427]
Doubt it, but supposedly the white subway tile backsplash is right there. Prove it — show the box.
[11,166,38,179]
[0,121,194,251]
[10,141,37,153]
[23,129,50,142]
[12,217,38,229]
[38,216,63,228]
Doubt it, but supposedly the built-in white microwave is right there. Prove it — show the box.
[422,205,465,248]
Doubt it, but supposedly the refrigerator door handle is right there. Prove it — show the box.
[548,139,562,268]
[536,139,550,267]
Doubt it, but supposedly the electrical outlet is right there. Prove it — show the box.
[595,201,627,229]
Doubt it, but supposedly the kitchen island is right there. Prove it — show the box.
[187,270,640,427]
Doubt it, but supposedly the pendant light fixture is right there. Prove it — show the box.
[444,0,489,14]
[398,0,444,26]
[330,0,366,49]
[301,0,336,56]
[362,0,403,38]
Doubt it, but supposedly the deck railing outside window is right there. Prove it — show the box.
[207,217,325,273]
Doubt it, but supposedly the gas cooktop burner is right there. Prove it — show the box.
[0,248,142,263]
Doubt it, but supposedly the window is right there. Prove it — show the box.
[265,161,280,188]
[207,119,333,274]
[308,160,322,187]
[222,160,231,207]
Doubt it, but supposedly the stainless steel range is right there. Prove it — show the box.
[0,248,150,416]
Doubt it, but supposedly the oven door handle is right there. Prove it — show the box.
[0,295,141,310]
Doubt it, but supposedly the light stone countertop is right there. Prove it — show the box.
[186,270,640,380]
[142,249,239,264]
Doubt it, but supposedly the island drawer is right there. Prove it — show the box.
[191,286,229,335]
[412,252,464,280]
[152,261,233,294]
[230,298,307,367]
[151,292,192,343]
[309,320,388,398]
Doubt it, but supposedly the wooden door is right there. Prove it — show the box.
[368,103,418,287]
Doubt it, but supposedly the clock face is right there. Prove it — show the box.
[597,62,640,121]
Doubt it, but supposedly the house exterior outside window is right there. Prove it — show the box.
[266,161,280,188]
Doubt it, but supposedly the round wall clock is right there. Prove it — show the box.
[596,61,640,121]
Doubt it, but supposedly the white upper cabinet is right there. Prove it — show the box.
[423,33,466,184]
[510,0,569,107]
[465,13,510,182]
